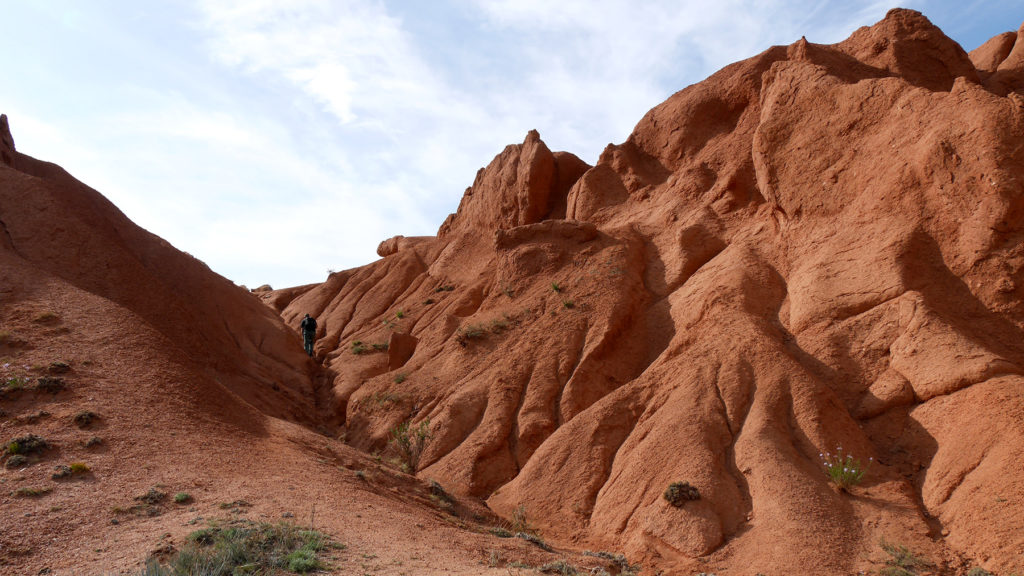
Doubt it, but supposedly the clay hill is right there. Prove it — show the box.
[3,7,1024,576]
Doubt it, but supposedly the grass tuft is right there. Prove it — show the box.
[141,520,335,575]
[879,539,931,576]
[14,486,52,498]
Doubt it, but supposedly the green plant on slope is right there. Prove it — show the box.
[820,446,872,491]
[879,539,931,576]
[138,520,337,575]
[389,418,432,473]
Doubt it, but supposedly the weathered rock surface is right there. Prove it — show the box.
[4,7,1024,576]
[279,9,1024,574]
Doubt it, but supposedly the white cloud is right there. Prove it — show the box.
[11,0,988,291]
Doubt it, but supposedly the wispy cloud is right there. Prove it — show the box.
[8,0,1010,290]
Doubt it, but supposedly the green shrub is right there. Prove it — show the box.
[174,492,192,504]
[395,310,405,319]
[69,462,90,474]
[879,539,931,576]
[389,419,431,473]
[372,342,389,352]
[1,375,30,393]
[455,324,486,346]
[7,434,49,455]
[351,341,368,355]
[434,285,455,293]
[145,520,333,575]
[562,300,575,309]
[551,282,562,292]
[393,373,407,384]
[820,447,871,491]
[664,481,700,506]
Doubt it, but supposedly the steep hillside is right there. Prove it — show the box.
[0,115,576,575]
[272,9,1024,575]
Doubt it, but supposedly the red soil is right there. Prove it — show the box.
[4,8,1024,575]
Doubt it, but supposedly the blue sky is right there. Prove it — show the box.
[3,1,1022,289]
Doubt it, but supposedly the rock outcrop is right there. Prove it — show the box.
[280,9,1024,574]
[5,7,1024,576]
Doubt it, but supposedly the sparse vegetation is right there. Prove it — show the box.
[34,311,60,323]
[489,527,513,538]
[14,486,52,498]
[1,374,30,393]
[540,560,578,575]
[174,492,192,504]
[137,488,168,505]
[879,539,931,576]
[551,282,562,293]
[70,462,90,474]
[664,481,700,506]
[434,284,455,293]
[7,433,49,456]
[511,503,532,534]
[73,410,99,429]
[820,446,872,491]
[84,436,103,448]
[393,372,407,384]
[5,454,27,468]
[562,300,575,309]
[351,340,369,355]
[52,465,73,479]
[455,323,486,346]
[219,499,252,511]
[489,318,510,333]
[967,568,994,576]
[47,361,70,374]
[429,479,455,512]
[139,520,335,575]
[35,376,65,394]
[516,532,552,552]
[582,551,640,575]
[372,342,389,352]
[424,298,435,305]
[389,418,431,473]
[395,310,405,319]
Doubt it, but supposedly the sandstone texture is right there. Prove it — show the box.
[3,8,1024,575]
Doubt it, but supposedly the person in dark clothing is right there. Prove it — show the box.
[300,313,318,357]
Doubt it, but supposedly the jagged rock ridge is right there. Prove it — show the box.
[274,9,1024,574]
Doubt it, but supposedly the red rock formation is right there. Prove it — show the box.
[5,7,1024,575]
[282,9,1024,574]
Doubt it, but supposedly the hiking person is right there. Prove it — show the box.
[300,313,318,357]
